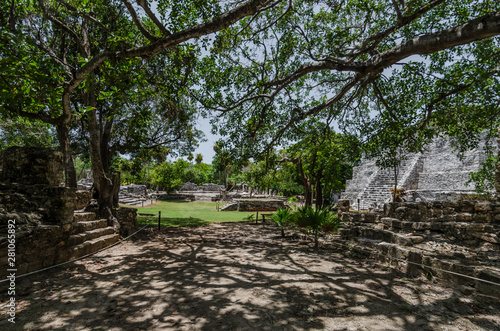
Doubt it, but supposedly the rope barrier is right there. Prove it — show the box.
[1,215,158,283]
[3,217,499,296]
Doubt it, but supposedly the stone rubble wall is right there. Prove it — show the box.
[0,147,64,186]
[179,182,224,192]
[0,147,136,278]
[221,199,286,212]
[338,199,500,300]
[0,147,75,277]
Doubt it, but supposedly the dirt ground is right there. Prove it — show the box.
[1,221,499,330]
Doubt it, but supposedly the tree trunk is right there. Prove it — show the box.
[296,159,313,207]
[315,175,323,209]
[393,166,398,202]
[112,172,121,209]
[56,124,77,188]
[83,78,117,225]
[496,125,500,197]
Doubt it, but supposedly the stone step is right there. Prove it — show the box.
[341,226,425,246]
[71,219,108,234]
[68,233,120,260]
[74,212,97,223]
[69,226,116,246]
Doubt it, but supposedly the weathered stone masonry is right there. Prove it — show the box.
[338,199,500,300]
[0,147,136,278]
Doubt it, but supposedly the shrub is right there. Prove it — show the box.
[294,205,340,248]
[271,208,292,238]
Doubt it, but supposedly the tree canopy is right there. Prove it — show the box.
[196,0,500,161]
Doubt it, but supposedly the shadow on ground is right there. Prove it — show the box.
[1,222,499,330]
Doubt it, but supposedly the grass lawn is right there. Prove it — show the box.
[120,201,259,227]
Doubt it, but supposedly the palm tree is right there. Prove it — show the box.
[271,208,291,238]
[295,206,340,248]
[195,153,203,165]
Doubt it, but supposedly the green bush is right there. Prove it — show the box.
[293,205,340,248]
[271,208,292,238]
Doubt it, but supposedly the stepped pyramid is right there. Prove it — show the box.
[344,135,492,209]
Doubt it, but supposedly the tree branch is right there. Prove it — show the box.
[121,0,158,42]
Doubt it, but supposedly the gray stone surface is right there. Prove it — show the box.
[344,135,494,209]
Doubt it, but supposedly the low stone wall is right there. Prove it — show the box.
[338,199,500,300]
[116,208,137,237]
[222,199,286,212]
[384,200,500,224]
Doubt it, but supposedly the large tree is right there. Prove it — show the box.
[281,122,359,207]
[1,0,277,220]
[196,0,500,186]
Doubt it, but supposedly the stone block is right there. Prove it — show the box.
[363,212,378,223]
[473,214,492,223]
[472,233,500,244]
[456,213,473,222]
[459,200,475,212]
[440,214,457,222]
[475,201,493,211]
[381,217,400,229]
[395,234,413,246]
[75,190,92,210]
[401,221,414,232]
[116,207,137,237]
[337,199,350,213]
[413,222,431,231]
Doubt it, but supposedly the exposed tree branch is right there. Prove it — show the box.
[136,0,171,36]
[121,0,158,42]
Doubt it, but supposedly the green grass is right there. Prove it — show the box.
[120,201,258,228]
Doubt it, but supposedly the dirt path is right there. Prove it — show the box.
[1,222,499,330]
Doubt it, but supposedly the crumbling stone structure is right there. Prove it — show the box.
[220,199,286,211]
[0,147,135,278]
[344,135,492,209]
[338,199,500,300]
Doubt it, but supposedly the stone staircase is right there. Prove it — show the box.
[68,211,120,259]
[339,200,500,300]
[345,154,422,209]
[119,192,147,206]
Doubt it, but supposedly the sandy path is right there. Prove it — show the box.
[1,222,499,330]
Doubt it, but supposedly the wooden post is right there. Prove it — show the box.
[158,211,161,231]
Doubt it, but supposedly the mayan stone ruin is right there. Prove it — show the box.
[0,147,136,278]
[343,135,493,210]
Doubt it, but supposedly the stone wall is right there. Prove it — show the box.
[0,147,75,277]
[179,182,224,192]
[0,147,64,186]
[0,147,136,278]
[338,199,500,300]
[221,199,286,211]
